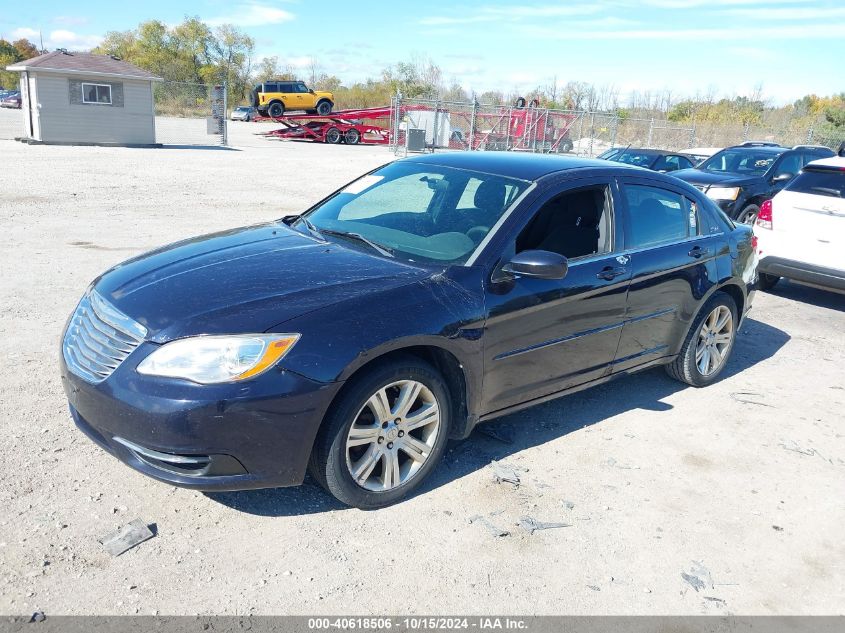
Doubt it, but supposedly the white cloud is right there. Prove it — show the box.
[208,3,295,27]
[52,16,90,26]
[9,27,102,50]
[724,6,845,19]
[515,22,845,40]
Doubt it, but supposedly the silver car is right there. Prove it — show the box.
[231,106,257,122]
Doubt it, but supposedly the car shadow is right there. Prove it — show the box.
[206,317,789,517]
[762,279,845,312]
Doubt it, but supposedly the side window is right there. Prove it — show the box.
[339,173,440,220]
[623,184,696,249]
[774,153,802,179]
[515,185,612,260]
[678,156,694,170]
[654,155,682,172]
[263,83,277,93]
[296,83,309,93]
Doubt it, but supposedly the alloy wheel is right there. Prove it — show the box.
[345,380,441,491]
[695,305,734,376]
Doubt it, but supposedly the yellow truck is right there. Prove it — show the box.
[252,80,334,117]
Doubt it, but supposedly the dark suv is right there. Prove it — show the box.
[672,142,835,223]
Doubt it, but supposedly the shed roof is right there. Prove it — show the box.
[6,51,161,81]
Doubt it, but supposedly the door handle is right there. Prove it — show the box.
[688,245,710,258]
[597,266,627,281]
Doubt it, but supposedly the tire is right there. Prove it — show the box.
[558,138,574,153]
[757,272,780,291]
[267,101,284,118]
[344,129,360,145]
[666,291,738,387]
[308,357,452,509]
[316,100,333,116]
[736,204,759,225]
[325,127,341,144]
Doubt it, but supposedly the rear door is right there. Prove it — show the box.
[772,167,845,269]
[613,177,724,372]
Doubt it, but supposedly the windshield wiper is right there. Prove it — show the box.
[290,215,325,241]
[319,228,395,258]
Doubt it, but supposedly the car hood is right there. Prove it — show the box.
[672,169,757,188]
[93,223,430,343]
[314,91,333,99]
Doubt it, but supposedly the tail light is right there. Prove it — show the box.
[756,199,773,230]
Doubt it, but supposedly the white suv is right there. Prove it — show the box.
[753,156,845,293]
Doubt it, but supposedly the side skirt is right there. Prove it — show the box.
[464,355,676,436]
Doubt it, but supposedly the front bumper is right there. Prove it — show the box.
[758,256,845,292]
[60,343,343,491]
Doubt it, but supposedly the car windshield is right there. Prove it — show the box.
[299,162,531,265]
[235,106,250,111]
[609,151,656,167]
[699,149,779,176]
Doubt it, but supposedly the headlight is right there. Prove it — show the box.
[705,186,740,201]
[137,334,300,384]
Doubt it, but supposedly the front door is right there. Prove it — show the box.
[481,179,632,414]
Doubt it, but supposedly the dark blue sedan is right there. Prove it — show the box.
[61,152,757,508]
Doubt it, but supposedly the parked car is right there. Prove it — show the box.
[754,156,845,293]
[0,91,21,109]
[60,153,756,508]
[251,80,334,117]
[601,148,696,172]
[596,147,625,160]
[231,105,257,122]
[680,147,723,166]
[672,142,835,224]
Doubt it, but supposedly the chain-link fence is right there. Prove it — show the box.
[153,81,227,146]
[390,96,844,157]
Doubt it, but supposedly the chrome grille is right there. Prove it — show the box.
[63,291,147,383]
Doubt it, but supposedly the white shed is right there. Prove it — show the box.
[6,50,162,146]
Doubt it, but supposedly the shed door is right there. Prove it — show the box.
[28,75,40,140]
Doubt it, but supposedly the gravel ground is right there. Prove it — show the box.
[0,108,843,616]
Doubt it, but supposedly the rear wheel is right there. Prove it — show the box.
[736,204,759,225]
[267,101,284,118]
[666,292,738,387]
[308,358,451,508]
[344,129,361,145]
[316,100,333,116]
[758,272,780,291]
[325,127,341,144]
[558,138,574,153]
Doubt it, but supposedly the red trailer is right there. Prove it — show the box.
[255,107,394,145]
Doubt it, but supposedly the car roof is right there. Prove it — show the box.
[401,151,635,181]
[723,145,786,154]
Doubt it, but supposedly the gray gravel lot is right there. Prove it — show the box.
[0,108,843,615]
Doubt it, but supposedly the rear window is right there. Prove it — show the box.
[786,170,844,199]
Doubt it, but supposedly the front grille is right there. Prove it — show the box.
[63,290,147,383]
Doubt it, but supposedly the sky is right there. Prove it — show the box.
[1,0,843,104]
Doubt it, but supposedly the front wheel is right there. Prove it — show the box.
[736,204,760,225]
[316,100,333,116]
[309,358,451,508]
[666,292,738,387]
[325,127,341,144]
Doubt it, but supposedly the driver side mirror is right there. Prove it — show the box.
[772,172,793,183]
[502,250,568,280]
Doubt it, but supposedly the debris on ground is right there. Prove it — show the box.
[730,392,774,407]
[562,500,575,510]
[681,561,714,592]
[605,457,639,470]
[99,519,155,556]
[468,515,510,538]
[29,612,46,623]
[477,424,514,444]
[517,516,572,534]
[773,525,784,531]
[704,596,726,604]
[490,460,522,486]
[779,440,832,464]
[586,585,601,591]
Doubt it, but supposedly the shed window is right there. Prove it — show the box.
[81,83,112,105]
